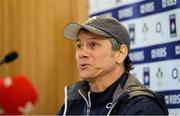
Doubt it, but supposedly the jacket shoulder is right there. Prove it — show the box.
[113,73,168,115]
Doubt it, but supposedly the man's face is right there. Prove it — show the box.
[75,31,118,81]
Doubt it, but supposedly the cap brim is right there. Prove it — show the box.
[64,23,110,40]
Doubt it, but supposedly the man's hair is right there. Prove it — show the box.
[108,38,133,73]
[78,28,133,73]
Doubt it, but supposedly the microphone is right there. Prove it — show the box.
[0,51,18,65]
[0,75,38,114]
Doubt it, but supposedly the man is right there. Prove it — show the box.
[57,16,168,115]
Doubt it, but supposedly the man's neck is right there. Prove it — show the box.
[89,68,125,92]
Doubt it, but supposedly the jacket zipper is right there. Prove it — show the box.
[87,91,91,115]
[107,92,129,115]
[78,90,91,115]
[107,101,118,116]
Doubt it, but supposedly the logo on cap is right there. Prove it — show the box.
[85,16,97,24]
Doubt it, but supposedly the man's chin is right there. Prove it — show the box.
[80,75,92,81]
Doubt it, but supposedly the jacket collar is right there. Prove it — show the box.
[66,80,89,101]
[66,73,155,102]
[66,72,128,102]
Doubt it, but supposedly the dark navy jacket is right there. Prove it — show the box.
[57,73,168,115]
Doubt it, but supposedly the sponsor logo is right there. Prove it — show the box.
[162,0,177,8]
[155,22,163,35]
[157,90,180,108]
[175,45,180,55]
[165,94,180,105]
[172,68,180,82]
[142,23,149,40]
[118,7,133,19]
[128,24,135,45]
[140,1,155,14]
[156,67,163,86]
[151,47,167,59]
[129,50,145,62]
[143,67,150,88]
[169,14,177,37]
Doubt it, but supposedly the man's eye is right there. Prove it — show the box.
[90,42,97,48]
[76,44,82,49]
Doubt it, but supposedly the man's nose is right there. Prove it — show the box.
[78,47,90,58]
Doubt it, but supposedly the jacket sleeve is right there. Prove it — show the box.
[56,104,65,115]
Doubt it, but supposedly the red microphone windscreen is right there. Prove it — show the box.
[0,78,3,114]
[0,76,38,114]
[0,78,3,88]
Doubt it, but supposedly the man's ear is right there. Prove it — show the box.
[116,44,128,64]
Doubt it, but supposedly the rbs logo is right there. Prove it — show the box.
[162,0,177,8]
[165,94,180,105]
[140,1,155,14]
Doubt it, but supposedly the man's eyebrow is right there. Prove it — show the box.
[90,37,97,40]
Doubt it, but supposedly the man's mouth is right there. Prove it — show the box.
[79,63,90,69]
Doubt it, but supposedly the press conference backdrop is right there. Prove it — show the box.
[89,0,180,114]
